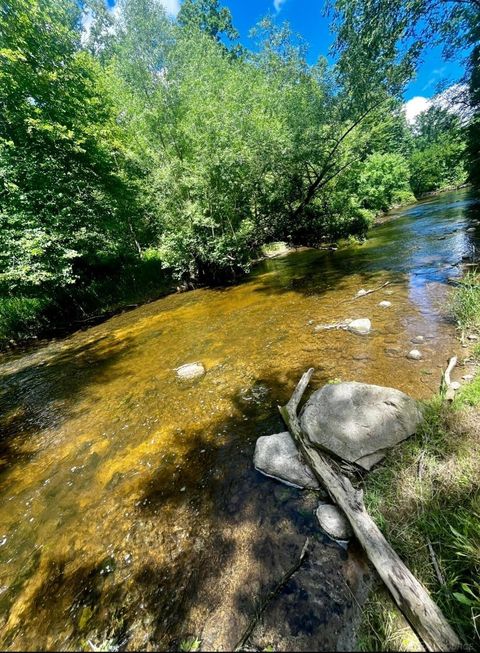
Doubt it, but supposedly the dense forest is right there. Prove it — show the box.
[0,0,478,344]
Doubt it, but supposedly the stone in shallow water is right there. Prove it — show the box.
[407,349,422,361]
[378,300,391,308]
[356,289,368,297]
[254,431,320,489]
[175,362,205,380]
[300,382,422,470]
[411,335,425,344]
[316,504,353,540]
[347,318,371,335]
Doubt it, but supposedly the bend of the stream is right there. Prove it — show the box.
[0,189,479,651]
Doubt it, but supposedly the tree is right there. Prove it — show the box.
[408,106,467,195]
[356,152,413,211]
[178,0,239,43]
[331,0,480,181]
[0,0,141,296]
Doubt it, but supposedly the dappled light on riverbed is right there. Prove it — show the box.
[0,190,479,650]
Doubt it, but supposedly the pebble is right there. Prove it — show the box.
[356,289,368,297]
[450,381,461,391]
[463,374,474,381]
[378,300,391,308]
[175,362,205,380]
[467,334,479,341]
[411,336,425,344]
[407,349,422,361]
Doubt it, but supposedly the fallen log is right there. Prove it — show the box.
[278,368,461,652]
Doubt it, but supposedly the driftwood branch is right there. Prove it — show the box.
[341,281,391,303]
[234,537,310,651]
[440,356,458,402]
[315,320,350,332]
[279,369,461,652]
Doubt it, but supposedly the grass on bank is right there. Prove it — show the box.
[451,270,480,338]
[359,355,480,648]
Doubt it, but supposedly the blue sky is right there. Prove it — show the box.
[106,0,468,103]
[221,0,468,101]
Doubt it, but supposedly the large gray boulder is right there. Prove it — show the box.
[254,432,320,490]
[300,382,423,470]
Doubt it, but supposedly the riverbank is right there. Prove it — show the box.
[358,274,480,651]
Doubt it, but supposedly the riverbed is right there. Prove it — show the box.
[0,189,479,651]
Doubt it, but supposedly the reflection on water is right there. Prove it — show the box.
[0,189,478,650]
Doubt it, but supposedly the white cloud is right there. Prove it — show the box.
[274,0,287,12]
[404,84,471,126]
[403,96,431,124]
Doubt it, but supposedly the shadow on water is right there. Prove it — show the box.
[0,368,370,651]
[0,334,133,477]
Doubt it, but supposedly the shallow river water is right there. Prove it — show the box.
[0,189,479,651]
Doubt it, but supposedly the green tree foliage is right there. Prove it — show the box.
[409,107,467,196]
[332,0,479,182]
[110,7,389,283]
[356,152,413,211]
[178,0,239,43]
[0,0,142,299]
[0,0,467,343]
[468,37,480,187]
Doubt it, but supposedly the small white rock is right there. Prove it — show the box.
[450,381,461,391]
[347,318,371,335]
[412,336,425,344]
[467,227,476,233]
[378,301,391,308]
[467,334,479,341]
[175,362,205,380]
[463,374,474,381]
[356,289,368,297]
[407,349,422,361]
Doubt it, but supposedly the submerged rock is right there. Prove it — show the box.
[254,432,320,489]
[175,362,205,380]
[347,318,371,335]
[378,300,391,308]
[407,349,422,361]
[316,504,353,541]
[411,335,425,344]
[356,289,368,297]
[300,382,422,470]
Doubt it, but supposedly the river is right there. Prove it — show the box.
[0,189,479,651]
